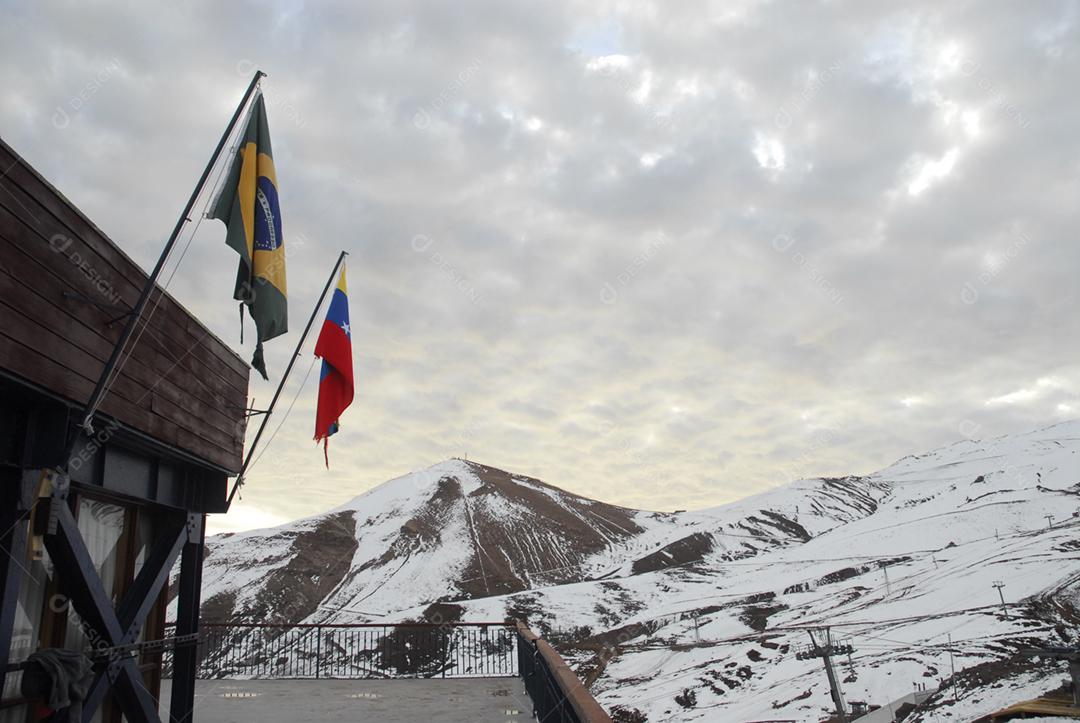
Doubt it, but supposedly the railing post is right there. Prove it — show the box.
[315,625,322,679]
[441,627,448,678]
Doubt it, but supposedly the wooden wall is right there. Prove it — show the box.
[0,137,248,473]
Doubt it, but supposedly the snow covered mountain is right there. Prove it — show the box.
[186,422,1080,722]
[194,459,888,624]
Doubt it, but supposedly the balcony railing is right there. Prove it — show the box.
[162,622,517,680]
[161,620,613,722]
[517,622,612,723]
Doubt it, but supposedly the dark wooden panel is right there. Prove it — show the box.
[0,142,249,380]
[0,162,249,396]
[0,241,243,444]
[0,218,244,452]
[0,297,238,464]
[0,331,166,444]
[0,330,240,472]
[0,215,244,406]
[0,137,249,471]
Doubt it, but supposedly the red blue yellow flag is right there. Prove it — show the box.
[314,265,354,466]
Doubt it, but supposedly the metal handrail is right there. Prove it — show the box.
[516,621,612,723]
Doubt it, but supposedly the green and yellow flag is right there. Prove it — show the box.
[210,94,287,379]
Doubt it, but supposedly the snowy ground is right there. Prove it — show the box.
[190,422,1080,722]
[433,423,1080,721]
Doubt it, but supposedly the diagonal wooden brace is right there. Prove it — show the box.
[44,500,124,645]
[43,477,190,723]
[117,518,189,644]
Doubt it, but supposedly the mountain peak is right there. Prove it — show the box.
[186,424,1080,723]
[340,457,581,510]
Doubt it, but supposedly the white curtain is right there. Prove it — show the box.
[2,497,128,723]
[64,498,124,655]
[0,554,50,723]
[64,497,125,723]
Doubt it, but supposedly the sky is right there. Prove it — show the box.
[2,1,1078,535]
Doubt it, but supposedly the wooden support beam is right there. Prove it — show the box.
[169,513,205,723]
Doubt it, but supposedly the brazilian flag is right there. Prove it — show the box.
[210,94,287,380]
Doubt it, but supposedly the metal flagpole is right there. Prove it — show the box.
[227,250,349,505]
[72,69,267,450]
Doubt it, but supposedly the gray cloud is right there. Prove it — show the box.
[3,0,1078,532]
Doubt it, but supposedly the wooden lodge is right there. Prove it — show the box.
[0,136,250,721]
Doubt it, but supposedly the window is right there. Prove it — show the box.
[2,492,170,723]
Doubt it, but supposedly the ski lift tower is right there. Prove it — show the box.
[797,627,855,723]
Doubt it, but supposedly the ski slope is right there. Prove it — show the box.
[186,422,1080,721]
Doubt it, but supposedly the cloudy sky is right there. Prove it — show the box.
[3,1,1078,534]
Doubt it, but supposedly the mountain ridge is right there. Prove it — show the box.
[190,457,893,625]
[174,421,1080,722]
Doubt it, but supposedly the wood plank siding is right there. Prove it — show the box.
[0,137,249,472]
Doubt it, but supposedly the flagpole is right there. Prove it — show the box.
[72,69,267,449]
[227,250,348,505]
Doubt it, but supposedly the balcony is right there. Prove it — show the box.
[159,621,610,723]
[158,678,535,721]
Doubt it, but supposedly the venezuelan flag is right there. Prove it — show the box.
[210,93,287,379]
[314,266,354,465]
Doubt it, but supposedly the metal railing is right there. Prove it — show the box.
[517,622,612,723]
[162,622,517,680]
